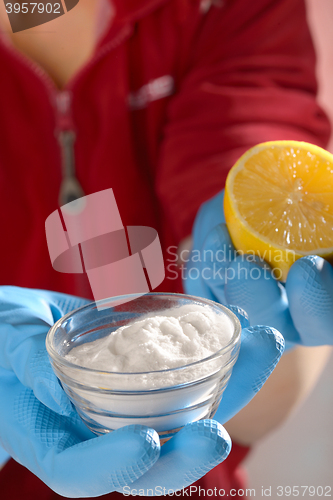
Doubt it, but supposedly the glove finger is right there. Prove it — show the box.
[184,192,226,299]
[187,224,236,304]
[26,334,74,415]
[0,287,88,415]
[35,288,90,320]
[225,304,250,329]
[0,286,88,329]
[224,255,281,321]
[192,191,226,250]
[0,286,57,325]
[0,369,92,462]
[286,256,333,346]
[183,252,216,301]
[215,325,285,424]
[0,331,73,417]
[0,446,10,466]
[118,420,231,495]
[223,255,301,347]
[51,425,160,497]
[0,374,160,498]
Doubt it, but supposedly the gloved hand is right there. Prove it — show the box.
[0,286,284,497]
[0,287,160,497]
[184,190,333,349]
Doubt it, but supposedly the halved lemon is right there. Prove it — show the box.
[224,141,333,281]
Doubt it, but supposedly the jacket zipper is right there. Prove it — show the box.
[0,24,132,206]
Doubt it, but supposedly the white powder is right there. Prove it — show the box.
[65,303,234,374]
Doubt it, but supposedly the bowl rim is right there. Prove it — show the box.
[46,292,241,376]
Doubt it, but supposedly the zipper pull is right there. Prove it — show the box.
[56,91,85,206]
[58,130,85,206]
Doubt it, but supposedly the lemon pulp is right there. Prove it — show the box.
[224,141,333,281]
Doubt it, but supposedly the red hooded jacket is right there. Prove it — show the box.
[0,0,330,498]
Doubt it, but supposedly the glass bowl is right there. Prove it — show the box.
[46,293,241,443]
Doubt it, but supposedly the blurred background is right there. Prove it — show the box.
[244,1,333,495]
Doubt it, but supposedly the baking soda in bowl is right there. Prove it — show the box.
[46,293,241,440]
[64,303,234,387]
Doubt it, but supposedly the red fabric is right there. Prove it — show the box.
[0,0,330,498]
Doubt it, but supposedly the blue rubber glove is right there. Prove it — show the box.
[184,190,333,349]
[0,287,160,497]
[0,286,284,497]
